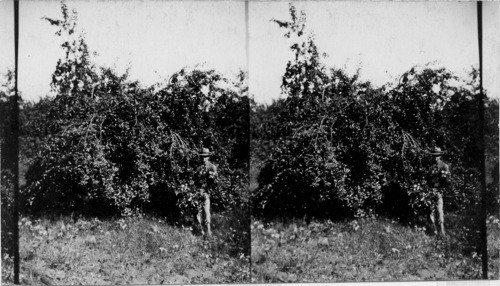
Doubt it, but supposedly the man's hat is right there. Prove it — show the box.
[198,147,213,157]
[430,147,444,156]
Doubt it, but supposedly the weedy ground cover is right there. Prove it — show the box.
[251,215,500,282]
[2,211,250,285]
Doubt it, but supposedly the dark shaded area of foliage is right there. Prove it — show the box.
[251,4,499,223]
[1,70,17,258]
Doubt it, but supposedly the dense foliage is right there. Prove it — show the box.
[15,2,249,219]
[251,5,498,221]
[1,70,18,257]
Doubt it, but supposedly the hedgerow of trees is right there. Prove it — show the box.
[251,5,499,221]
[1,2,249,222]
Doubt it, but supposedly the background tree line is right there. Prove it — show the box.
[251,5,499,222]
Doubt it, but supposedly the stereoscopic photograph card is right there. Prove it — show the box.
[1,0,250,284]
[249,0,499,283]
[0,0,499,285]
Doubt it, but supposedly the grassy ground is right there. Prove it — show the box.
[2,211,250,285]
[251,214,500,282]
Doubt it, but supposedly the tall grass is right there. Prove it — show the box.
[2,211,250,284]
[251,215,500,282]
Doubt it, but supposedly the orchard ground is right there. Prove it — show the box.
[251,214,500,282]
[1,211,250,285]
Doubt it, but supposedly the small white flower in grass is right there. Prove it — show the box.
[318,237,329,246]
[350,220,360,231]
[88,235,97,244]
[119,220,127,230]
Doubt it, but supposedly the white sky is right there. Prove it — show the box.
[0,1,499,104]
[0,0,246,101]
[250,1,500,104]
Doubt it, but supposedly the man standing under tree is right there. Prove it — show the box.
[194,147,218,237]
[428,146,450,236]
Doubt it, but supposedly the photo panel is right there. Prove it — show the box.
[1,0,250,284]
[250,1,499,282]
